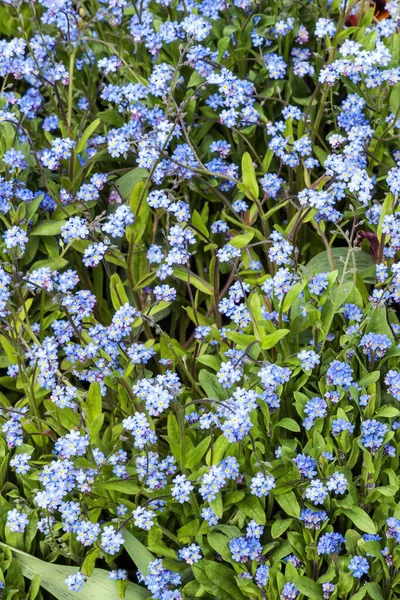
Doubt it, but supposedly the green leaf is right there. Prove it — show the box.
[237,496,266,524]
[364,582,385,600]
[30,220,65,236]
[358,372,381,387]
[187,71,205,88]
[210,492,224,518]
[76,118,101,154]
[305,248,375,283]
[1,542,149,599]
[275,491,300,518]
[81,548,100,577]
[282,282,306,312]
[130,180,146,214]
[204,562,247,600]
[351,587,367,600]
[199,369,230,401]
[195,355,221,370]
[0,336,17,363]
[390,83,400,112]
[98,110,124,127]
[313,146,327,166]
[293,576,323,600]
[128,181,150,245]
[26,574,41,600]
[191,562,234,600]
[374,406,400,418]
[177,519,199,541]
[377,193,393,242]
[117,168,148,199]
[25,195,44,223]
[361,541,384,559]
[236,576,262,599]
[229,231,254,249]
[84,382,102,421]
[207,532,232,562]
[104,479,139,495]
[148,525,176,559]
[31,257,68,271]
[341,507,377,534]
[224,331,255,346]
[217,37,230,60]
[271,518,293,539]
[185,436,211,469]
[261,329,289,350]
[123,528,154,577]
[110,273,129,310]
[173,266,214,295]
[366,306,393,340]
[274,418,300,432]
[191,210,209,241]
[240,152,259,201]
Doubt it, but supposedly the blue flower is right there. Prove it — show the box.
[348,555,369,578]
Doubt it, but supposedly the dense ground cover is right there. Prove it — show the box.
[0,0,399,598]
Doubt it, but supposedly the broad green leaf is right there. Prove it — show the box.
[81,548,100,577]
[185,436,211,468]
[217,37,230,61]
[196,355,221,370]
[358,371,381,387]
[274,418,300,432]
[374,406,400,418]
[199,369,230,401]
[271,518,293,539]
[237,496,266,524]
[207,532,232,562]
[204,562,247,600]
[148,525,176,559]
[366,306,394,340]
[104,479,140,495]
[30,220,65,236]
[377,193,393,242]
[191,210,209,240]
[177,519,199,541]
[305,248,375,283]
[293,576,323,600]
[110,272,129,310]
[351,587,366,600]
[230,231,254,249]
[1,542,150,599]
[361,541,384,559]
[282,282,306,312]
[173,266,214,295]
[192,562,235,600]
[341,507,377,534]
[0,336,17,363]
[76,118,101,154]
[275,491,300,518]
[123,528,154,577]
[240,152,259,201]
[25,195,44,222]
[261,329,289,350]
[26,574,41,600]
[236,576,262,599]
[224,331,255,346]
[210,492,224,518]
[117,168,148,199]
[84,382,102,421]
[364,582,385,600]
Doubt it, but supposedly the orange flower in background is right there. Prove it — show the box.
[347,0,389,25]
[374,0,390,19]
